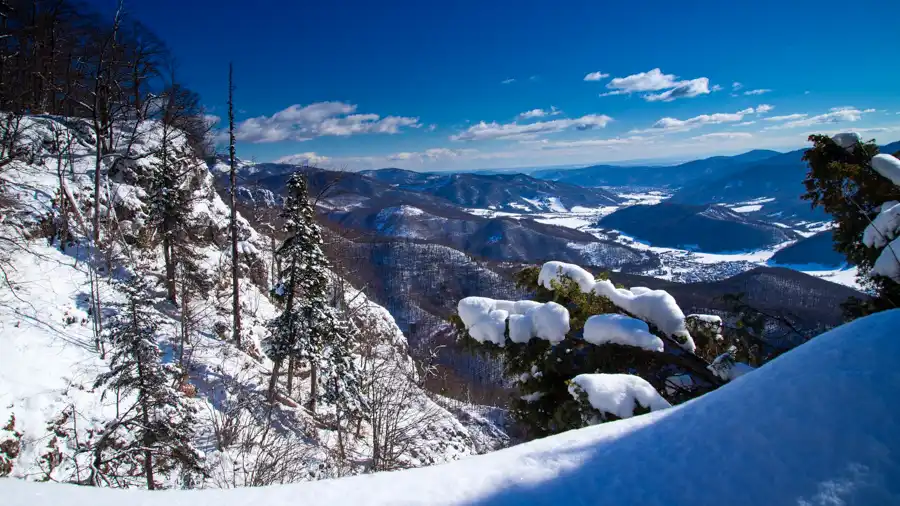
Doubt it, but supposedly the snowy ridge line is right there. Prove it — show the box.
[3,309,900,505]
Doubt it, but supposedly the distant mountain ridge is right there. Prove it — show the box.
[531,149,783,188]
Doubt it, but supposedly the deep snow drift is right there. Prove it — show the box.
[4,308,899,505]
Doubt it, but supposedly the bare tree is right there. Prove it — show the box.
[228,62,242,347]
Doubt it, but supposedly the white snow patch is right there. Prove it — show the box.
[538,261,694,352]
[730,204,763,213]
[457,297,570,345]
[872,153,900,186]
[583,314,664,352]
[569,374,671,419]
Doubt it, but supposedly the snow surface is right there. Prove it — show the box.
[582,314,664,352]
[872,153,900,187]
[7,308,900,505]
[569,373,671,419]
[862,200,900,249]
[538,262,694,352]
[730,204,763,213]
[457,297,570,345]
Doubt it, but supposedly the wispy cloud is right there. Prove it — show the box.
[451,114,613,141]
[501,78,516,84]
[233,102,420,143]
[691,132,753,141]
[516,106,561,120]
[764,113,809,122]
[764,107,875,129]
[388,148,477,162]
[736,121,757,126]
[755,104,775,114]
[602,68,713,102]
[584,71,610,81]
[274,152,331,165]
[732,82,743,91]
[743,89,772,96]
[632,106,763,133]
[520,136,649,149]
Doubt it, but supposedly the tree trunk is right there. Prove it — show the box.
[267,359,282,403]
[286,355,294,395]
[228,62,242,348]
[162,232,176,304]
[309,364,317,413]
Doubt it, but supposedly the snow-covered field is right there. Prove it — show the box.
[5,307,899,505]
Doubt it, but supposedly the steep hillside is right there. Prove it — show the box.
[0,116,507,487]
[6,308,900,505]
[531,149,781,188]
[597,202,798,252]
[769,230,846,268]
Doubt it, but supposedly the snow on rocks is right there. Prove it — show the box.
[537,261,695,352]
[583,314,664,352]
[831,132,861,150]
[872,153,900,187]
[457,297,570,346]
[568,373,671,419]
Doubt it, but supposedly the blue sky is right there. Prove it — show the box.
[95,0,899,170]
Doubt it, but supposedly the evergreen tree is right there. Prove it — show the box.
[87,276,204,489]
[263,173,366,415]
[802,135,900,317]
[453,267,724,439]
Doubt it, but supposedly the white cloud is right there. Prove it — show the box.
[521,136,649,150]
[732,82,743,91]
[644,77,711,102]
[584,71,610,81]
[764,113,809,122]
[427,124,437,132]
[736,121,757,126]
[603,68,713,102]
[274,152,331,166]
[234,101,420,143]
[501,78,516,84]
[755,104,775,114]
[765,107,875,129]
[743,89,772,96]
[388,148,477,162]
[691,132,754,141]
[632,106,758,133]
[451,114,613,141]
[516,106,561,120]
[711,84,723,92]
[607,68,678,92]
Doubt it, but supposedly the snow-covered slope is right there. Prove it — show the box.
[0,115,505,486]
[4,306,899,504]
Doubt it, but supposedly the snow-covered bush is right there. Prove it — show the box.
[452,262,733,438]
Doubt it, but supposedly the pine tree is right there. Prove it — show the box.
[803,135,900,317]
[263,173,366,415]
[87,276,204,489]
